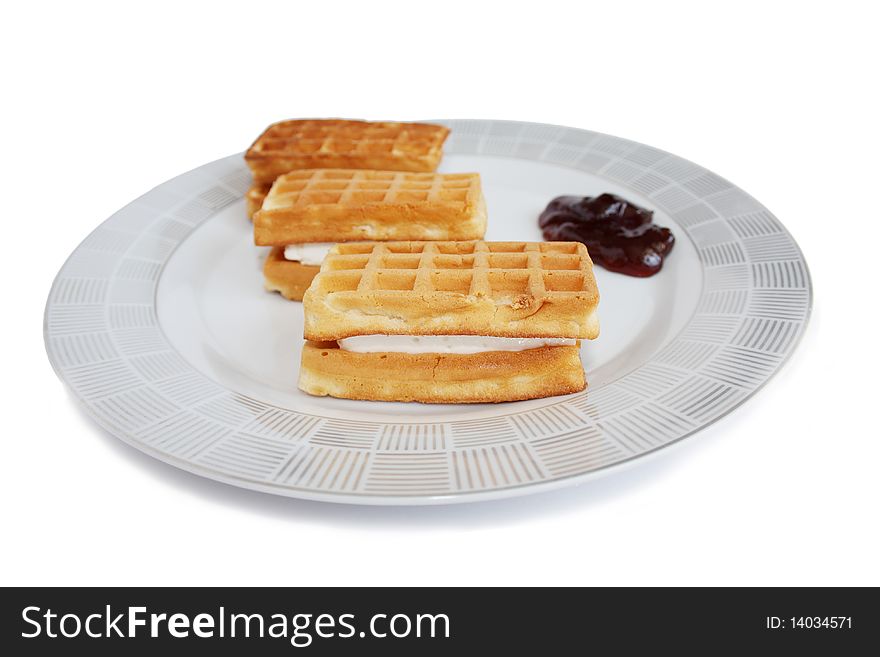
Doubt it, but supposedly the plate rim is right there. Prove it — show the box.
[44,119,813,504]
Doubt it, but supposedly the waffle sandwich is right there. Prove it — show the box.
[245,119,450,218]
[254,169,487,301]
[299,241,600,403]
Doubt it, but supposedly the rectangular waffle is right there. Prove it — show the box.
[299,341,585,403]
[263,247,320,301]
[254,170,486,244]
[245,119,449,183]
[302,241,600,341]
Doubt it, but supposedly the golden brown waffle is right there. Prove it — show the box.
[246,182,272,220]
[254,169,486,245]
[303,241,600,341]
[245,119,449,183]
[263,247,320,301]
[299,342,585,403]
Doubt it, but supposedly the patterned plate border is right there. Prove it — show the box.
[44,120,812,504]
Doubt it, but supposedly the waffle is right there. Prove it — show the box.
[299,342,585,403]
[303,241,600,341]
[254,170,486,245]
[263,247,320,301]
[245,119,449,183]
[246,182,272,219]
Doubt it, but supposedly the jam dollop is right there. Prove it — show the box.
[539,193,675,277]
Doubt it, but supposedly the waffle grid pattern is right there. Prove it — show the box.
[318,241,591,298]
[246,120,448,181]
[266,170,475,210]
[250,120,446,159]
[45,120,812,504]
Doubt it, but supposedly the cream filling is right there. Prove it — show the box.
[337,335,577,355]
[283,242,335,265]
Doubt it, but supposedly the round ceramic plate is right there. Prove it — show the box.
[44,120,811,504]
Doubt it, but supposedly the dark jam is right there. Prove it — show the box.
[539,193,675,277]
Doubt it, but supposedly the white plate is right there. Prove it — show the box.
[44,120,811,504]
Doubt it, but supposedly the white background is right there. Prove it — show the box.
[2,0,878,586]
